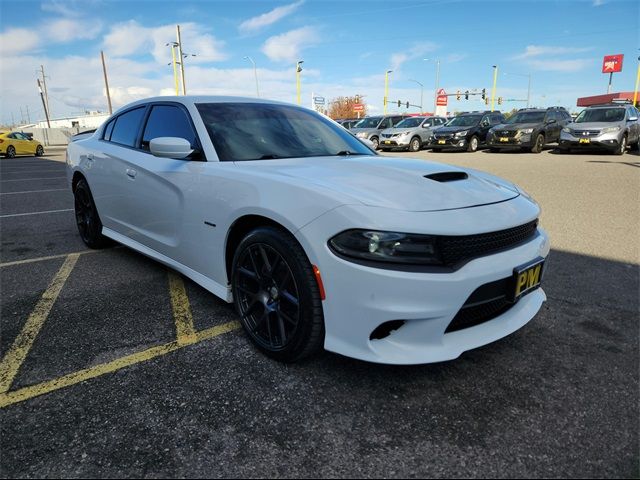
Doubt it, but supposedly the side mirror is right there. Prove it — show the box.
[628,116,638,122]
[547,119,557,124]
[149,137,194,159]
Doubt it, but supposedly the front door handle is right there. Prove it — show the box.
[126,168,137,179]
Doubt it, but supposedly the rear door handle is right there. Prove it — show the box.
[126,168,137,179]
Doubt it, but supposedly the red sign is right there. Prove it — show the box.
[602,54,624,73]
[353,104,364,112]
[436,95,448,106]
[437,88,447,95]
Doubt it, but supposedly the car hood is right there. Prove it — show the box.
[435,126,476,134]
[238,155,520,212]
[350,127,377,134]
[568,121,621,130]
[494,122,539,131]
[381,127,419,135]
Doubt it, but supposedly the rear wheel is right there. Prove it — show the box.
[409,136,421,152]
[466,136,479,152]
[531,133,545,153]
[35,145,44,156]
[6,146,16,158]
[614,135,627,156]
[370,136,379,150]
[74,179,110,248]
[232,227,324,363]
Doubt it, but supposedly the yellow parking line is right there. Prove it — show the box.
[0,253,80,393]
[0,247,121,268]
[168,271,198,345]
[0,321,241,408]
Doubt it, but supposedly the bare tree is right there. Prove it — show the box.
[328,96,367,119]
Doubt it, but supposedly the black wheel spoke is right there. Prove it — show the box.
[278,268,291,290]
[238,266,258,281]
[248,248,262,280]
[268,255,281,276]
[236,284,258,297]
[281,290,299,307]
[279,309,297,327]
[258,245,271,273]
[276,312,287,344]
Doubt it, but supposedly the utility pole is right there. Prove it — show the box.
[26,105,31,124]
[40,65,51,120]
[490,65,499,112]
[296,60,304,105]
[20,107,24,125]
[101,51,113,114]
[176,25,187,95]
[11,112,15,127]
[37,78,51,128]
[633,55,640,107]
[166,42,181,95]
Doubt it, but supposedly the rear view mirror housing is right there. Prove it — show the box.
[149,137,194,159]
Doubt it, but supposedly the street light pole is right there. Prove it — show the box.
[633,56,640,107]
[490,65,499,112]
[296,60,304,105]
[244,56,260,98]
[176,25,187,95]
[423,58,440,114]
[384,70,392,114]
[408,79,424,112]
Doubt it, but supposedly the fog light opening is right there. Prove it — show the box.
[370,320,406,341]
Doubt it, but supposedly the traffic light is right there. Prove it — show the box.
[456,90,461,101]
[498,97,502,105]
[465,90,469,100]
[397,100,401,107]
[406,101,409,108]
[484,96,489,105]
[481,88,486,100]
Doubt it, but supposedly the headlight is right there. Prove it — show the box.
[328,230,442,265]
[400,131,411,136]
[516,185,537,204]
[454,130,468,137]
[602,126,621,133]
[356,132,368,138]
[519,128,534,134]
[562,127,572,133]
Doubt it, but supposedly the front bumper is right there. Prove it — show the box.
[380,136,411,148]
[429,137,468,150]
[559,131,621,151]
[296,198,549,365]
[488,132,533,148]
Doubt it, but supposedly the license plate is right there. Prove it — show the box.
[512,258,545,301]
[500,137,509,142]
[384,140,391,144]
[438,140,446,144]
[579,138,590,144]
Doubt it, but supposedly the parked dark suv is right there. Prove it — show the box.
[487,107,572,153]
[429,111,505,152]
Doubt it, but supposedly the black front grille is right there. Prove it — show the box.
[438,220,538,267]
[434,133,453,139]
[445,296,513,333]
[498,130,517,137]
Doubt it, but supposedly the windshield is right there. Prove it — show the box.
[445,115,482,127]
[575,108,625,123]
[394,117,425,128]
[196,102,373,161]
[354,117,382,128]
[505,112,546,124]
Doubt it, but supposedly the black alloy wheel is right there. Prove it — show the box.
[36,145,44,156]
[232,227,324,362]
[6,146,16,158]
[531,133,545,153]
[74,179,109,248]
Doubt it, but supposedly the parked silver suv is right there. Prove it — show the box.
[350,114,407,150]
[379,116,448,152]
[559,103,640,155]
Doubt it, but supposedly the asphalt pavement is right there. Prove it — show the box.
[0,146,638,478]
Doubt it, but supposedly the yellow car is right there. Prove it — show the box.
[0,131,44,158]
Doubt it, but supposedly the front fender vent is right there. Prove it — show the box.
[424,172,468,182]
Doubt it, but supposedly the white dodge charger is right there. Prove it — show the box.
[66,96,550,364]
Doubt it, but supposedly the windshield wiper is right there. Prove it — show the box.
[258,154,280,159]
[335,150,365,156]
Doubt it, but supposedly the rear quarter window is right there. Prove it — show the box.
[109,107,146,147]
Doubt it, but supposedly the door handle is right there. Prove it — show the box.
[126,168,137,179]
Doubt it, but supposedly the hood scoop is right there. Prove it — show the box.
[424,171,469,183]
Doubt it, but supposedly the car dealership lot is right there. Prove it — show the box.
[1,148,638,477]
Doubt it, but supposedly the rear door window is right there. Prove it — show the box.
[141,105,198,151]
[110,107,146,147]
[103,119,115,140]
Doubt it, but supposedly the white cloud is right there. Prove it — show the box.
[593,0,605,6]
[103,21,227,64]
[46,18,103,42]
[527,59,592,72]
[239,0,304,34]
[0,28,40,55]
[41,0,82,17]
[261,26,319,63]
[389,42,437,70]
[513,45,593,60]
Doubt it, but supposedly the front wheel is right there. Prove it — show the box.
[409,136,421,152]
[466,136,479,152]
[232,227,325,363]
[74,179,110,248]
[614,135,627,156]
[35,145,44,156]
[370,136,379,150]
[531,134,545,153]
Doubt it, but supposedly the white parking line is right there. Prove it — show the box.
[0,177,67,182]
[0,209,73,218]
[1,169,66,173]
[0,189,68,195]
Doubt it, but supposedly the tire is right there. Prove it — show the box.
[232,226,325,363]
[370,136,379,150]
[409,136,421,152]
[35,145,44,156]
[531,133,545,153]
[74,179,110,249]
[614,135,627,156]
[6,146,16,158]
[632,141,640,152]
[466,136,479,152]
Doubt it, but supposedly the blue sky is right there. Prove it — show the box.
[0,0,638,124]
